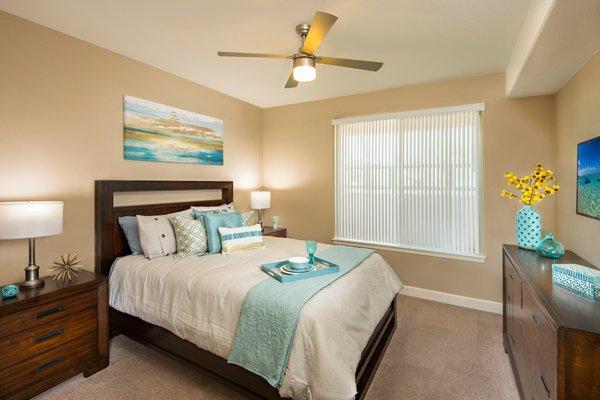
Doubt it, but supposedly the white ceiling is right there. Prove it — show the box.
[0,0,531,108]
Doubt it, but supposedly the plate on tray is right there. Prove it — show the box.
[280,264,315,275]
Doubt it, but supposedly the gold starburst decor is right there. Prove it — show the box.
[49,253,82,282]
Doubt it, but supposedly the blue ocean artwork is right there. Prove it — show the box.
[123,96,223,165]
[577,136,600,219]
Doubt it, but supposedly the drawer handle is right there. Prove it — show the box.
[519,322,525,334]
[36,306,64,319]
[540,374,550,397]
[35,328,64,343]
[531,312,539,326]
[506,293,512,303]
[35,355,64,373]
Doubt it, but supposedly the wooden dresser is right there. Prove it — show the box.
[0,271,109,400]
[503,245,600,400]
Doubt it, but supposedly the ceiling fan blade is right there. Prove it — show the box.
[300,11,338,54]
[217,51,291,59]
[316,56,383,71]
[285,72,298,88]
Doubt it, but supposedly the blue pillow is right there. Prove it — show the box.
[118,216,143,255]
[202,212,243,254]
[192,209,227,220]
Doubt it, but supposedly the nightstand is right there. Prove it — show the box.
[263,226,287,238]
[0,270,108,399]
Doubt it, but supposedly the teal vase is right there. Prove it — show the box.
[515,205,541,250]
[536,232,565,259]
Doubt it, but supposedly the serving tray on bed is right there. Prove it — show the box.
[261,257,340,283]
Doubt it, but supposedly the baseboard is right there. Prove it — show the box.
[400,285,502,314]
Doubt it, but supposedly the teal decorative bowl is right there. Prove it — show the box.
[536,232,565,259]
[1,284,19,299]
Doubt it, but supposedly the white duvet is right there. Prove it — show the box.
[109,237,402,400]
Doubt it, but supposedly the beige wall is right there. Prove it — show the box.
[556,51,600,266]
[262,74,556,302]
[0,11,263,285]
[0,11,565,303]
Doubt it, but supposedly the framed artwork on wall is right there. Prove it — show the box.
[123,95,223,165]
[576,135,600,220]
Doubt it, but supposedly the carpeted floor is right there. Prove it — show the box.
[35,296,519,400]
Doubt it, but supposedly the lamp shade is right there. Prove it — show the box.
[250,191,270,210]
[0,201,63,240]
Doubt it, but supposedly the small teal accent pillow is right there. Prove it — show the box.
[118,216,143,255]
[202,212,243,254]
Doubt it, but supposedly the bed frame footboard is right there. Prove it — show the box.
[109,299,396,400]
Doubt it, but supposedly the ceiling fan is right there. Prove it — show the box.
[217,11,383,88]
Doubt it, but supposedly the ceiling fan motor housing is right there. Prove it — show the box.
[293,54,315,69]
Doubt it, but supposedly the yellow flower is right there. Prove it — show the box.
[501,163,559,204]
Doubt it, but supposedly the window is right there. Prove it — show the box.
[333,103,484,261]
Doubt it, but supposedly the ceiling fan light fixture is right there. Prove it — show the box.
[293,56,316,82]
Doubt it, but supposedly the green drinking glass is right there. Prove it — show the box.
[305,240,317,265]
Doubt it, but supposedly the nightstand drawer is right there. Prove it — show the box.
[0,306,97,369]
[0,289,97,339]
[0,332,97,398]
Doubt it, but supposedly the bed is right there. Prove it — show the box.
[95,180,401,400]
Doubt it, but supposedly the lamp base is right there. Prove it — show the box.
[19,278,44,289]
[20,260,45,290]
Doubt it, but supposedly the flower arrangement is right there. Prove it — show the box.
[500,163,560,205]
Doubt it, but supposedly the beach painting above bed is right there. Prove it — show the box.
[577,135,600,220]
[123,95,223,165]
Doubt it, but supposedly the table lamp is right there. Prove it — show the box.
[250,191,270,229]
[0,201,63,289]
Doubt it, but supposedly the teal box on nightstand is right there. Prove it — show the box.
[552,263,600,300]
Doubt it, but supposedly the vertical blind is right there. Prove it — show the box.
[333,104,484,258]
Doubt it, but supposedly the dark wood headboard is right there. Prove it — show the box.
[94,180,233,276]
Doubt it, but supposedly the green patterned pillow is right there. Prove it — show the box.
[241,211,256,227]
[169,215,208,258]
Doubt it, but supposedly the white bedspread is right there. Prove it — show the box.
[109,237,402,400]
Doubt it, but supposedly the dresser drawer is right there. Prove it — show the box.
[0,289,97,338]
[0,306,97,369]
[505,257,522,308]
[508,327,537,400]
[522,285,557,400]
[0,332,97,398]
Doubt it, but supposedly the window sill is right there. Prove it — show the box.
[332,238,487,263]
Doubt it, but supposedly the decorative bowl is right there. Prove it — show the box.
[1,284,19,299]
[288,257,310,271]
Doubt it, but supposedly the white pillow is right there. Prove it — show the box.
[137,209,192,259]
[191,203,235,213]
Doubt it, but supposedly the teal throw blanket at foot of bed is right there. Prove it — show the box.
[227,245,375,387]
